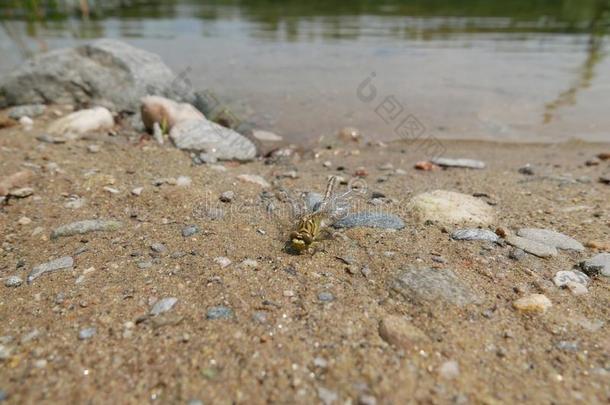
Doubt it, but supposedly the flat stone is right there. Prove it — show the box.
[431,157,485,169]
[580,253,610,277]
[517,228,584,252]
[4,276,23,287]
[181,225,200,237]
[8,104,46,119]
[333,212,405,230]
[408,190,495,226]
[378,315,428,349]
[391,267,480,307]
[513,294,552,314]
[28,256,74,283]
[206,306,234,320]
[505,235,557,258]
[150,297,178,316]
[451,228,499,242]
[51,219,122,239]
[553,270,590,288]
[170,119,256,161]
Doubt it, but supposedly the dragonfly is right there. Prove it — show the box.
[282,176,364,254]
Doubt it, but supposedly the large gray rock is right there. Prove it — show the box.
[0,39,192,111]
[391,267,480,307]
[170,119,256,161]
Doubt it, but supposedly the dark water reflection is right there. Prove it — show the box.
[1,0,609,143]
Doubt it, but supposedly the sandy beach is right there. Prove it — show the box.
[1,107,609,403]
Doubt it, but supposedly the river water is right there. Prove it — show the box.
[1,0,609,144]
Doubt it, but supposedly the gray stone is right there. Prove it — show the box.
[580,253,610,277]
[150,297,178,316]
[391,267,480,307]
[553,270,590,288]
[219,191,235,203]
[8,104,46,119]
[150,243,167,253]
[505,235,557,258]
[28,256,74,283]
[517,228,584,252]
[333,212,405,230]
[170,119,256,161]
[181,225,200,237]
[318,292,335,302]
[451,229,499,242]
[4,276,23,287]
[137,261,153,270]
[51,219,122,239]
[206,306,234,320]
[431,157,485,169]
[78,327,96,340]
[0,39,192,112]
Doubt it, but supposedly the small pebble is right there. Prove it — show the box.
[137,261,153,269]
[513,294,552,314]
[17,217,32,225]
[206,306,234,320]
[131,187,144,196]
[214,257,231,268]
[439,360,460,379]
[219,191,235,202]
[150,243,167,253]
[150,297,178,316]
[4,276,23,288]
[318,292,335,302]
[181,225,200,237]
[237,174,270,188]
[78,327,96,340]
[87,144,101,153]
